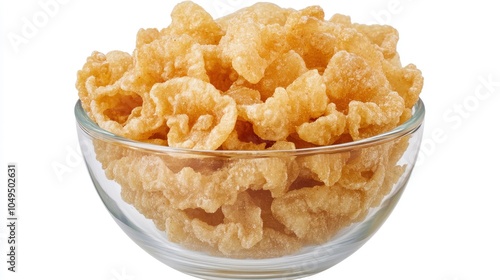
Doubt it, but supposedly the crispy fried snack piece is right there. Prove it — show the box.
[297,152,349,186]
[271,184,362,243]
[217,2,292,29]
[161,1,224,45]
[123,34,210,94]
[221,120,267,150]
[218,11,286,84]
[240,70,328,141]
[296,103,346,145]
[150,77,237,150]
[244,50,308,101]
[76,51,166,140]
[353,23,399,60]
[323,50,405,139]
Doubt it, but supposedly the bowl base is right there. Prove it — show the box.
[104,178,408,279]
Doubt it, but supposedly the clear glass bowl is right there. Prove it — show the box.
[75,99,424,279]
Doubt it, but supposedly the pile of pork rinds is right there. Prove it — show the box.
[77,2,423,258]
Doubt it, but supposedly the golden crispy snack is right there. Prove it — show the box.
[296,103,346,145]
[240,70,328,141]
[243,50,308,101]
[149,77,237,150]
[76,51,166,140]
[271,184,362,243]
[161,1,224,45]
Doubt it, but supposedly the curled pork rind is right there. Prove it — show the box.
[239,69,328,141]
[77,2,423,258]
[150,77,237,150]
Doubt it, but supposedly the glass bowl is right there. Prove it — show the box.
[75,99,424,279]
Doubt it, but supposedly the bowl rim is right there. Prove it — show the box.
[75,98,425,157]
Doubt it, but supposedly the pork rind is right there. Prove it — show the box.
[77,1,423,258]
[239,70,328,141]
[150,77,237,150]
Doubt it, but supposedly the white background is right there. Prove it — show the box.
[1,0,499,279]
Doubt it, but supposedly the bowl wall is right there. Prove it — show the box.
[76,99,424,279]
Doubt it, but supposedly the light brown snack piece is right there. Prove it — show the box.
[161,1,224,45]
[76,51,162,140]
[150,77,238,150]
[271,183,362,243]
[296,103,346,145]
[240,69,328,141]
[297,152,349,187]
[244,50,308,101]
